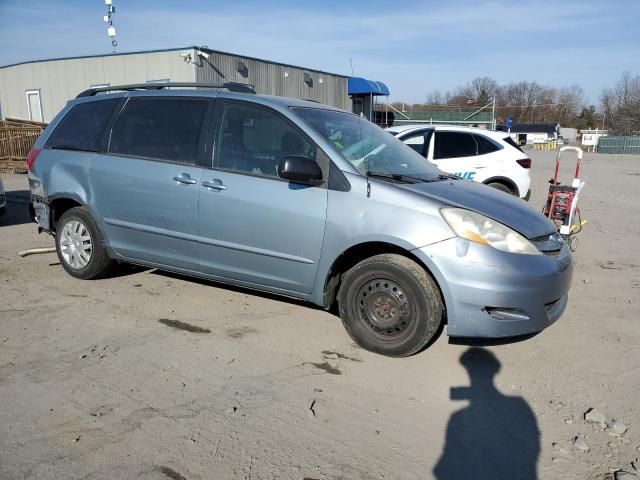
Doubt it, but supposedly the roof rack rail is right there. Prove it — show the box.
[76,82,256,98]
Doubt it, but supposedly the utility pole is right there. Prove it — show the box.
[491,95,496,130]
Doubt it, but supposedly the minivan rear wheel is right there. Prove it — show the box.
[56,207,113,280]
[338,254,443,357]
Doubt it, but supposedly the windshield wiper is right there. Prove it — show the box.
[423,174,461,182]
[366,172,421,184]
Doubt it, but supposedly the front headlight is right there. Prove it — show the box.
[440,207,541,255]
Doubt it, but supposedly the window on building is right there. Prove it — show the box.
[46,98,121,152]
[215,102,316,178]
[25,90,43,123]
[109,97,209,164]
[434,131,477,159]
[475,134,501,155]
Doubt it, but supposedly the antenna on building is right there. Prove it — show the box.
[104,0,117,54]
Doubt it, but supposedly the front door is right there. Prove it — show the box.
[195,100,328,295]
[91,96,212,271]
[430,130,479,181]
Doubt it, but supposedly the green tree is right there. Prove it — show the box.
[576,106,597,130]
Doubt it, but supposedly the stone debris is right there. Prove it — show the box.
[552,442,570,455]
[573,436,590,452]
[584,408,607,424]
[614,472,638,480]
[608,420,629,436]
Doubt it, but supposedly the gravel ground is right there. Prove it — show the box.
[1,149,639,480]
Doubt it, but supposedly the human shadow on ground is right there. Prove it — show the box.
[0,190,32,227]
[433,347,540,480]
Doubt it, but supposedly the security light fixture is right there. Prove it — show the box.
[196,50,210,60]
[304,72,313,87]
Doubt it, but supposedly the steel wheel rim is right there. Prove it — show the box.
[59,220,92,269]
[356,278,415,342]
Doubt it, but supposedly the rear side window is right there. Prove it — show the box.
[503,135,524,153]
[109,97,209,164]
[474,134,501,155]
[434,131,477,159]
[46,98,120,152]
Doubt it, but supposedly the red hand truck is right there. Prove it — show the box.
[542,146,586,248]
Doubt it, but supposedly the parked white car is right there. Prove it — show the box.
[386,124,532,200]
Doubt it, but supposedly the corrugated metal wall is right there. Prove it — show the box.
[597,136,640,155]
[195,50,350,109]
[0,49,195,123]
[0,48,350,123]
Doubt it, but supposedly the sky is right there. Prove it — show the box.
[0,0,638,104]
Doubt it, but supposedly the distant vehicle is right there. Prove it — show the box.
[0,176,6,216]
[27,84,572,357]
[386,124,532,200]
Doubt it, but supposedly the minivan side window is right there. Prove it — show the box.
[434,131,477,159]
[109,97,209,165]
[475,134,501,155]
[46,98,121,152]
[215,102,316,178]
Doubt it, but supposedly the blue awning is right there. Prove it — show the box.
[348,77,390,96]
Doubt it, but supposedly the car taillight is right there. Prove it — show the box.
[26,147,41,171]
[517,158,531,169]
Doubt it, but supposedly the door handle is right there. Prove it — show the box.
[173,174,197,185]
[202,179,227,190]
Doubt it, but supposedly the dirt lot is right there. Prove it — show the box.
[1,150,639,480]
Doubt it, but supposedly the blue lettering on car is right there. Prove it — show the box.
[452,171,477,181]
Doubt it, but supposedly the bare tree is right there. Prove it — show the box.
[458,77,499,106]
[602,72,640,133]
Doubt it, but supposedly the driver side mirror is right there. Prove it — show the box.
[277,155,324,185]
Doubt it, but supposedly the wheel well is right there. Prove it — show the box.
[483,177,518,196]
[322,241,445,313]
[49,198,82,232]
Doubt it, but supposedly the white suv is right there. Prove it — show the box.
[387,124,532,200]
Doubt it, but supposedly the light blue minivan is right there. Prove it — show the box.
[27,83,572,356]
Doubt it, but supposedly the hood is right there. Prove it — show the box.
[400,179,556,239]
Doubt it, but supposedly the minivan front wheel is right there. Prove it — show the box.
[56,207,113,280]
[338,254,443,357]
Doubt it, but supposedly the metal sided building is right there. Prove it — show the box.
[0,46,353,123]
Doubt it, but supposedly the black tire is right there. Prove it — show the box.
[337,254,443,357]
[55,206,114,280]
[486,182,515,195]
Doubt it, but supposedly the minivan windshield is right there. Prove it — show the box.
[292,108,442,181]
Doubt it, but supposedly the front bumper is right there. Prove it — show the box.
[412,237,573,338]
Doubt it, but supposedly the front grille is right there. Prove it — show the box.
[530,233,563,255]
